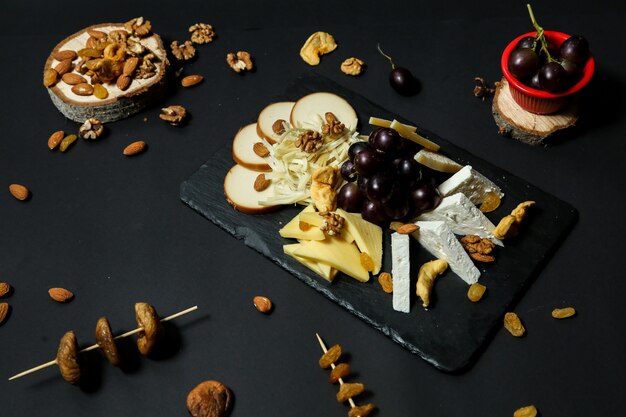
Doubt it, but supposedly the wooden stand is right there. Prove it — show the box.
[492,78,579,146]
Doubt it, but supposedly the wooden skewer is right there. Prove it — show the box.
[8,305,198,381]
[315,333,358,410]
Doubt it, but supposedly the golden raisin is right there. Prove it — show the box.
[480,191,502,213]
[359,253,375,272]
[551,307,576,319]
[377,272,393,294]
[467,283,487,302]
[93,83,108,99]
[60,134,78,153]
[43,68,58,87]
[504,312,526,337]
[336,382,364,403]
[319,344,342,369]
[329,363,350,384]
[514,405,538,417]
[299,221,312,231]
[348,403,376,417]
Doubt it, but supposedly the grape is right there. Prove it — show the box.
[390,67,418,96]
[361,199,388,225]
[529,71,542,90]
[337,183,365,213]
[560,59,581,87]
[516,36,537,51]
[559,35,589,66]
[396,138,420,158]
[354,147,383,177]
[357,175,369,193]
[508,48,539,79]
[369,128,401,154]
[538,62,566,92]
[340,160,357,182]
[366,172,394,202]
[383,191,410,220]
[348,141,369,163]
[395,158,421,187]
[409,182,441,213]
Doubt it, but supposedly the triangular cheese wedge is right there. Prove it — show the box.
[279,205,325,241]
[298,211,355,243]
[292,237,369,282]
[284,243,336,281]
[336,209,383,274]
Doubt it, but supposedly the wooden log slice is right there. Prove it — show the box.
[492,78,579,146]
[43,23,169,123]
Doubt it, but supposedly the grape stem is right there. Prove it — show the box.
[526,4,557,63]
[377,44,397,69]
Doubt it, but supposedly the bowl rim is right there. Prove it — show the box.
[501,30,595,99]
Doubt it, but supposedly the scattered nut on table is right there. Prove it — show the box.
[189,23,216,44]
[226,51,253,73]
[79,117,104,140]
[253,295,272,313]
[341,57,365,76]
[160,105,187,126]
[171,40,196,61]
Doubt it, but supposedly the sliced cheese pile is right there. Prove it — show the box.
[280,205,382,283]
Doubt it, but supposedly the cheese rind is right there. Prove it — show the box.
[437,165,503,206]
[412,221,480,284]
[391,233,411,313]
[417,193,503,246]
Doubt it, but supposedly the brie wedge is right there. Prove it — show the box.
[437,165,504,206]
[417,193,503,246]
[411,221,480,284]
[391,233,411,313]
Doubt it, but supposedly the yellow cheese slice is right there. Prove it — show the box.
[389,120,440,151]
[335,209,383,275]
[279,205,325,241]
[368,116,416,132]
[299,211,355,243]
[293,238,369,282]
[284,243,336,281]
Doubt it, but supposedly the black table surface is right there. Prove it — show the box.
[1,1,625,416]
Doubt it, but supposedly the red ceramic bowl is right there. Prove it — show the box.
[501,30,595,114]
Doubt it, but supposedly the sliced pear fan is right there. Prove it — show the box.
[256,101,295,144]
[290,92,358,132]
[224,164,279,214]
[232,123,271,172]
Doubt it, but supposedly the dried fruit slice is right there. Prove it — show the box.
[329,363,350,383]
[56,331,81,384]
[256,102,295,144]
[348,403,376,417]
[232,124,271,171]
[319,344,342,368]
[336,382,364,403]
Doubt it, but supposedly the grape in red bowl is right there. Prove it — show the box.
[501,31,594,114]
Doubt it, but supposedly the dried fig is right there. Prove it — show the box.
[96,317,121,366]
[186,380,232,417]
[135,302,163,355]
[56,330,81,384]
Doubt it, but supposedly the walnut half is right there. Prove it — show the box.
[189,23,216,44]
[341,57,365,76]
[159,105,187,126]
[171,40,196,61]
[226,51,253,73]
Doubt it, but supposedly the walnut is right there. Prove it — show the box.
[321,112,346,138]
[171,40,196,61]
[125,38,145,56]
[159,105,187,126]
[85,58,123,82]
[135,53,157,79]
[460,235,496,262]
[341,57,365,76]
[295,130,322,153]
[189,23,216,44]
[226,51,253,73]
[125,17,151,38]
[108,29,130,44]
[300,31,337,66]
[78,118,104,140]
[320,212,345,236]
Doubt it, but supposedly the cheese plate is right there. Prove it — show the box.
[180,74,577,372]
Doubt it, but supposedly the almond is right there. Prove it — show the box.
[53,50,78,61]
[48,287,74,303]
[71,82,94,96]
[253,142,269,157]
[116,74,131,91]
[253,296,272,313]
[9,184,29,201]
[181,74,204,87]
[87,29,107,39]
[54,59,73,75]
[253,173,271,191]
[397,223,419,234]
[0,302,9,326]
[62,73,87,85]
[123,57,139,76]
[0,282,11,297]
[123,141,147,156]
[85,36,97,49]
[48,130,65,150]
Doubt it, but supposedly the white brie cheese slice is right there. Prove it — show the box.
[417,193,503,246]
[391,232,411,313]
[437,165,504,205]
[412,221,480,284]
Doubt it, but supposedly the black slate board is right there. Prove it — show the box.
[180,74,577,372]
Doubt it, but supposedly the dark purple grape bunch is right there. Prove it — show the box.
[507,5,590,93]
[336,127,441,226]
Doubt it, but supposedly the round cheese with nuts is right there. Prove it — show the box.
[43,20,169,123]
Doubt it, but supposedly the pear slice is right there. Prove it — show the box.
[256,102,295,144]
[232,123,271,172]
[290,92,358,132]
[224,164,279,214]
